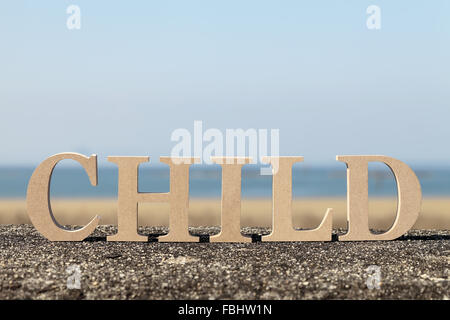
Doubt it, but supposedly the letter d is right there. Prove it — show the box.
[337,155,421,241]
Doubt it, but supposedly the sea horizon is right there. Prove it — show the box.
[1,164,449,198]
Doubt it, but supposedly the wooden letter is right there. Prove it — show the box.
[107,156,198,242]
[26,153,100,241]
[159,157,199,242]
[262,157,333,242]
[210,157,252,243]
[337,155,422,241]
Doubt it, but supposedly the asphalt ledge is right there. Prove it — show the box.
[0,225,448,299]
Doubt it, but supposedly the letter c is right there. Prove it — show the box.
[26,153,100,241]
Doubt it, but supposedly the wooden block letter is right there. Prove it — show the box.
[107,156,198,242]
[262,157,333,242]
[159,157,199,242]
[210,157,252,243]
[337,155,422,241]
[26,153,100,241]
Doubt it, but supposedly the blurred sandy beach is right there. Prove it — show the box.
[0,197,448,230]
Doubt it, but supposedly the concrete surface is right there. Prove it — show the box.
[0,225,448,299]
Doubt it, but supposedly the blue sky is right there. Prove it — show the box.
[0,1,449,166]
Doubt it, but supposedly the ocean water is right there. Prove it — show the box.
[0,165,449,198]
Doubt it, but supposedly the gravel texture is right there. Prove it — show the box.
[0,224,448,300]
